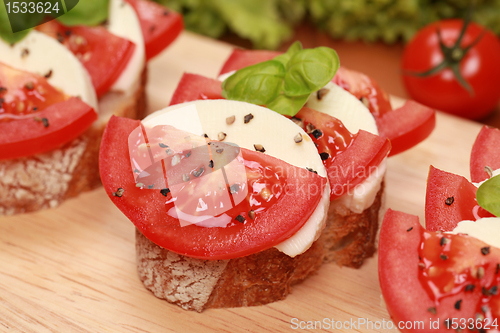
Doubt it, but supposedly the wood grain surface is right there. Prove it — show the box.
[0,32,485,333]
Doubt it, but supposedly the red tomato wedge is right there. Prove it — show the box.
[294,107,390,200]
[125,0,183,60]
[169,73,223,106]
[99,116,327,260]
[379,209,500,333]
[0,62,97,160]
[332,66,392,117]
[471,126,500,183]
[37,21,136,98]
[376,100,436,156]
[425,166,494,231]
[219,48,435,156]
[0,97,97,160]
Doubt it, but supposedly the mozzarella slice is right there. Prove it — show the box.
[305,81,378,135]
[0,30,97,110]
[143,100,330,257]
[450,217,500,249]
[107,0,145,92]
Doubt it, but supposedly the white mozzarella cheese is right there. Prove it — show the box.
[0,30,97,110]
[451,217,500,249]
[107,0,145,92]
[143,99,330,257]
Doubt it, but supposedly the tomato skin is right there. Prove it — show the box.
[125,0,183,60]
[37,21,136,98]
[470,126,500,183]
[402,19,500,120]
[169,73,223,106]
[376,100,435,156]
[379,209,500,333]
[219,49,281,76]
[0,97,97,160]
[99,116,327,260]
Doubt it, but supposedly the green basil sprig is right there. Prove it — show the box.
[221,41,340,116]
[476,174,500,217]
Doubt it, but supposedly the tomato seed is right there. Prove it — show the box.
[294,133,303,143]
[254,144,265,153]
[248,210,255,220]
[112,188,124,197]
[226,115,235,125]
[218,132,227,141]
[317,88,330,100]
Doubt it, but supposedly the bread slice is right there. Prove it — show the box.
[0,67,147,216]
[135,182,384,312]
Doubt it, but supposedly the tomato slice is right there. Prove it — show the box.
[379,209,500,332]
[0,97,97,160]
[37,21,136,98]
[125,0,183,60]
[219,49,435,156]
[0,62,97,160]
[425,166,494,232]
[376,100,436,156]
[99,116,327,260]
[471,126,500,183]
[294,107,390,200]
[169,73,223,106]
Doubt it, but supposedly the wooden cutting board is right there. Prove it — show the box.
[0,32,485,333]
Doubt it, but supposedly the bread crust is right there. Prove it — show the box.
[135,183,384,311]
[0,67,147,216]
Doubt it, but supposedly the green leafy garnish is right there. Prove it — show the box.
[221,41,339,116]
[476,174,500,217]
[57,0,108,26]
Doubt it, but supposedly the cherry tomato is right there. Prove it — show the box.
[402,19,500,120]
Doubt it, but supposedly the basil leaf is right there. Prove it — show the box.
[221,60,285,105]
[273,40,302,66]
[267,93,309,117]
[284,47,339,96]
[476,174,500,217]
[57,0,108,26]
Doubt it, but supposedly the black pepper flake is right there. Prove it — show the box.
[21,48,29,57]
[56,33,64,43]
[185,151,192,158]
[193,167,204,178]
[229,184,240,194]
[490,285,498,295]
[440,254,448,261]
[254,144,265,153]
[465,284,475,292]
[440,237,449,246]
[150,24,156,32]
[159,143,169,148]
[311,129,323,139]
[481,246,490,255]
[160,188,170,196]
[319,152,329,161]
[427,307,437,315]
[235,215,245,223]
[481,305,490,314]
[407,227,413,232]
[203,133,209,139]
[496,263,500,275]
[445,196,454,206]
[163,10,169,15]
[317,88,330,100]
[0,98,4,105]
[112,188,124,197]
[444,318,451,329]
[208,160,214,168]
[44,70,53,79]
[34,117,49,128]
[33,106,38,111]
[24,81,34,90]
[148,184,154,189]
[216,148,224,154]
[306,167,317,174]
[244,113,254,124]
[454,299,462,310]
[64,30,72,36]
[478,329,487,333]
[0,86,7,93]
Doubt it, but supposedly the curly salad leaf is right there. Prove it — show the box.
[221,41,339,116]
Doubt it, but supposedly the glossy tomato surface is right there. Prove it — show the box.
[169,73,222,105]
[471,126,500,183]
[99,116,327,260]
[0,62,97,159]
[402,19,500,119]
[379,209,500,332]
[37,20,136,98]
[126,0,183,60]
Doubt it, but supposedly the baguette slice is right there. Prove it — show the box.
[136,182,384,312]
[0,67,147,216]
